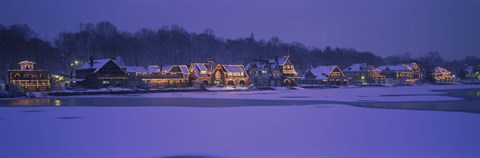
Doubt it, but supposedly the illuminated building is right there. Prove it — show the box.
[300,65,348,86]
[343,63,386,85]
[8,60,51,92]
[212,64,249,86]
[189,62,215,85]
[142,65,190,88]
[431,67,454,83]
[246,55,299,86]
[75,58,128,88]
[377,63,423,84]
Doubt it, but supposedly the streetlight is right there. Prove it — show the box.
[74,60,79,65]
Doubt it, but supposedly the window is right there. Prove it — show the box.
[102,80,110,85]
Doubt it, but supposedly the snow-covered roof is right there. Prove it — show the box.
[343,63,368,72]
[247,59,269,71]
[123,66,147,73]
[167,65,189,75]
[162,65,171,72]
[179,65,190,75]
[377,65,409,71]
[303,65,339,80]
[267,56,290,67]
[147,65,160,73]
[277,56,288,66]
[223,65,245,72]
[403,63,416,70]
[344,63,382,72]
[195,63,208,71]
[77,59,120,73]
[432,66,451,75]
[191,63,211,77]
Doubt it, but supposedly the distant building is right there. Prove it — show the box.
[142,65,190,88]
[300,65,348,86]
[189,62,215,85]
[8,60,51,92]
[75,58,128,88]
[343,63,386,85]
[464,65,480,80]
[246,55,299,86]
[212,64,249,86]
[431,67,454,83]
[122,66,148,76]
[377,63,422,84]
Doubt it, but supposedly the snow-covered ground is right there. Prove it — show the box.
[67,84,480,102]
[1,84,479,158]
[1,105,480,158]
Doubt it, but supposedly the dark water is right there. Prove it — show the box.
[0,97,330,107]
[0,88,479,114]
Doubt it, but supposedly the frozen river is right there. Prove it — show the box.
[1,85,480,158]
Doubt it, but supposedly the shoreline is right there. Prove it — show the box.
[0,86,479,114]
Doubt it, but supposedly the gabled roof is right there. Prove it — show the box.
[432,66,451,75]
[403,63,417,70]
[77,59,123,73]
[167,65,189,75]
[191,63,211,77]
[377,65,409,71]
[195,63,208,71]
[344,63,381,72]
[123,66,147,73]
[223,65,245,73]
[343,63,368,72]
[247,59,269,71]
[277,56,288,66]
[303,65,341,80]
[162,65,172,73]
[147,65,160,73]
[179,65,190,75]
[268,56,291,68]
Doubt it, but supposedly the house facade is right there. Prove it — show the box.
[431,67,454,83]
[377,63,422,84]
[212,64,249,86]
[8,61,51,92]
[141,65,190,88]
[300,65,348,86]
[343,63,386,85]
[189,62,215,85]
[75,58,128,88]
[246,55,299,87]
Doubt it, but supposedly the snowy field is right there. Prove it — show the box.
[1,84,480,158]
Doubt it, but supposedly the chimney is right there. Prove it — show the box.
[159,64,163,73]
[275,56,278,63]
[89,56,94,68]
[260,56,263,60]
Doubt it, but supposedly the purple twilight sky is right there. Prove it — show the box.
[1,0,479,59]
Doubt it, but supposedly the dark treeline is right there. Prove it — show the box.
[1,21,480,77]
